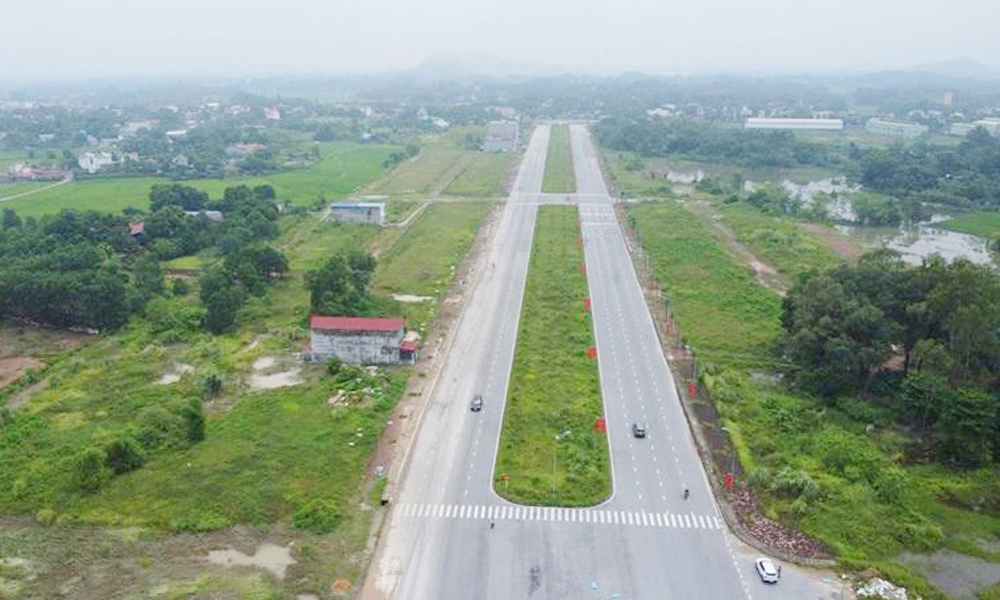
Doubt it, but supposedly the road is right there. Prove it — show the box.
[361,123,839,600]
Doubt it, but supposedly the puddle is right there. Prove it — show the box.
[900,549,1000,600]
[206,543,296,579]
[250,368,302,391]
[781,178,860,221]
[156,364,194,385]
[663,169,705,184]
[836,220,995,266]
[252,356,275,371]
[393,294,433,303]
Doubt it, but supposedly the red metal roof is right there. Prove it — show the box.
[400,340,418,352]
[309,315,404,333]
[129,222,145,236]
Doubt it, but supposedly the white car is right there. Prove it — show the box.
[755,557,779,584]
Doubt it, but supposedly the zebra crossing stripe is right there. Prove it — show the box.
[399,503,723,531]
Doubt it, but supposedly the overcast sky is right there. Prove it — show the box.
[5,0,999,80]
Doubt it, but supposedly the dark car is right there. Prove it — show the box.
[470,394,484,412]
[632,423,646,438]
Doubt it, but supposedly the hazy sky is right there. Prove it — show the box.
[5,0,1000,80]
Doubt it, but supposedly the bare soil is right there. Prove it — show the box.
[0,356,41,391]
[798,222,864,260]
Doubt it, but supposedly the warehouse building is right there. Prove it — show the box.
[329,202,386,226]
[744,118,844,131]
[306,315,416,365]
[865,118,929,138]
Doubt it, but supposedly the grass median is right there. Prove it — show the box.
[494,205,609,506]
[541,125,576,194]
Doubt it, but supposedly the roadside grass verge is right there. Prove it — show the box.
[495,206,609,506]
[370,201,494,332]
[3,142,398,217]
[937,212,1000,239]
[541,125,576,194]
[445,152,519,197]
[628,198,1000,597]
[628,200,781,362]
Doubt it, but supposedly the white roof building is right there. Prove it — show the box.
[865,119,928,138]
[77,151,115,174]
[745,118,844,131]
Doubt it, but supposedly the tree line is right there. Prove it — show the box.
[781,250,1000,466]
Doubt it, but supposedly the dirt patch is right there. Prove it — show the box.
[249,356,302,391]
[798,222,864,260]
[0,323,90,358]
[206,543,296,579]
[0,356,42,390]
[684,201,789,295]
[392,294,433,303]
[900,549,1000,600]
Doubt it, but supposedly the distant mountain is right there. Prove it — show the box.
[911,57,996,80]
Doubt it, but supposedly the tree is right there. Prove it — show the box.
[2,208,20,230]
[936,387,997,467]
[204,374,223,398]
[104,437,146,475]
[306,253,374,315]
[202,281,246,333]
[149,183,208,212]
[184,398,206,443]
[74,447,109,493]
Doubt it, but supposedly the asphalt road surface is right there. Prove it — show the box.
[361,123,837,600]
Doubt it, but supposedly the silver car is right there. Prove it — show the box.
[470,394,484,412]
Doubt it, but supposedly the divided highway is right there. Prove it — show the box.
[362,123,755,600]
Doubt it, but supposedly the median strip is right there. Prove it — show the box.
[494,205,610,506]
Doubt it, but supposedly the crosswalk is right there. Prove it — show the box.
[397,503,723,530]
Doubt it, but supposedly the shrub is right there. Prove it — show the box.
[36,508,57,526]
[172,278,190,296]
[326,357,342,376]
[771,467,820,500]
[293,499,343,534]
[204,374,223,398]
[104,437,146,475]
[74,447,110,493]
[136,406,184,450]
[184,398,205,443]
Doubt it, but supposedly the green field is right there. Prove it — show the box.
[2,142,399,217]
[629,199,1000,599]
[0,181,54,200]
[444,152,518,197]
[371,201,494,330]
[937,212,1000,239]
[541,125,576,194]
[495,206,609,506]
[367,128,483,196]
[628,201,781,361]
[715,201,844,279]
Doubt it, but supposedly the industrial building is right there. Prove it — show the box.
[329,202,386,226]
[865,118,929,138]
[744,118,844,131]
[949,118,1000,137]
[306,315,416,365]
[484,121,520,152]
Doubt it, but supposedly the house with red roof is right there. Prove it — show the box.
[307,314,416,365]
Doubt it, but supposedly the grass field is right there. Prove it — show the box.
[629,199,1000,599]
[628,201,782,362]
[444,151,518,197]
[370,201,494,331]
[715,201,844,279]
[541,125,576,194]
[0,181,53,200]
[2,142,399,217]
[937,212,1000,239]
[367,127,483,196]
[495,206,609,506]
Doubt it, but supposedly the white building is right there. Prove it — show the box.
[306,315,416,364]
[329,202,386,226]
[950,118,1000,137]
[484,121,520,152]
[744,118,844,131]
[865,119,928,138]
[77,151,115,174]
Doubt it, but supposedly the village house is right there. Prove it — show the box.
[306,315,416,365]
[329,202,386,226]
[78,151,115,174]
